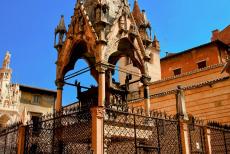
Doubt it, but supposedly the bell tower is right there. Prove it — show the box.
[0,51,21,127]
[0,51,13,98]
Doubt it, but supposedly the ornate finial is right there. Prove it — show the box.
[80,0,83,5]
[153,33,160,51]
[2,51,11,69]
[54,15,67,49]
[75,0,83,8]
[21,107,28,125]
[153,34,158,41]
[55,15,66,33]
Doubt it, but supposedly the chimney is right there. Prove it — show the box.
[211,29,219,42]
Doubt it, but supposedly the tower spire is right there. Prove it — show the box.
[132,0,144,27]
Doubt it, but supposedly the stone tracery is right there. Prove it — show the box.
[54,0,161,116]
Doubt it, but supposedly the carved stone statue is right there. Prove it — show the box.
[176,85,189,120]
[3,52,11,69]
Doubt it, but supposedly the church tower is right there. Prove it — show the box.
[0,51,13,97]
[0,51,21,127]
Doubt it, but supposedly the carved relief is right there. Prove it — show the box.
[96,107,105,118]
[78,10,85,32]
[119,16,125,31]
[91,107,105,119]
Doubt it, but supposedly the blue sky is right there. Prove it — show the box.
[0,0,229,105]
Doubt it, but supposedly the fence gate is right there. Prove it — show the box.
[188,124,206,154]
[24,108,92,154]
[0,124,19,154]
[104,108,182,154]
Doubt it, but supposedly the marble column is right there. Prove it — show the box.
[55,80,64,112]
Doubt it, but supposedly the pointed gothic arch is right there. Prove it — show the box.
[60,40,97,82]
[54,0,154,116]
[107,37,144,74]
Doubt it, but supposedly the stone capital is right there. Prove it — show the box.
[91,106,105,119]
[141,75,151,86]
[55,79,65,90]
[96,63,108,73]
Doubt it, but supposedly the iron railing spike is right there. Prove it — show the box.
[140,108,143,115]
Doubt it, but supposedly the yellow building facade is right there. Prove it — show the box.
[0,52,56,128]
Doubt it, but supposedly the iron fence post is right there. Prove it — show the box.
[17,125,26,154]
[178,120,190,154]
[4,131,7,154]
[188,125,192,153]
[199,126,205,153]
[204,127,212,154]
[223,131,228,154]
[24,126,27,154]
[177,120,182,154]
[156,119,161,154]
[52,112,55,154]
[134,114,137,154]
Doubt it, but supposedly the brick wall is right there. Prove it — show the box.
[161,44,221,78]
[211,25,230,45]
[129,66,230,124]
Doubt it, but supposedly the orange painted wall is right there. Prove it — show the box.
[161,44,220,78]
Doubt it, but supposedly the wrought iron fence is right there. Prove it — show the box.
[0,123,20,154]
[208,126,230,154]
[24,107,92,154]
[104,108,182,154]
[1,106,230,154]
[188,124,206,154]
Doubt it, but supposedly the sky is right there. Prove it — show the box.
[0,0,229,105]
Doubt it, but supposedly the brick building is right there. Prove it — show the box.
[1,1,229,153]
[129,24,230,124]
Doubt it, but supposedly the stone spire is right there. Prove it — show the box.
[132,0,144,27]
[132,0,152,45]
[55,15,66,34]
[54,15,67,49]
